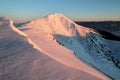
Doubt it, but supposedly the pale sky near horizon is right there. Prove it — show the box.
[0,0,120,22]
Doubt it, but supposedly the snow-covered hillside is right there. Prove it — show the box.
[20,13,120,80]
[0,17,109,80]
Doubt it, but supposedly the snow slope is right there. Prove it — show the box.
[0,17,109,80]
[19,13,110,80]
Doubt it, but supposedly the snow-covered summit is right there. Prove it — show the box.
[47,13,74,23]
[47,13,97,36]
[22,13,96,37]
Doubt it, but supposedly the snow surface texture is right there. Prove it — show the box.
[20,13,120,80]
[0,16,109,80]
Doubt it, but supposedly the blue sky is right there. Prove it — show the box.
[0,0,120,21]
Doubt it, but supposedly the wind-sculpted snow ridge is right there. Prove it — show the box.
[19,13,111,80]
[20,13,120,80]
[0,17,109,80]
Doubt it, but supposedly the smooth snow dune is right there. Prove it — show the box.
[0,17,108,80]
[20,13,109,80]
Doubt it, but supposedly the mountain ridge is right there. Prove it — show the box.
[19,13,110,79]
[19,13,120,79]
[1,16,106,80]
[0,15,109,80]
[1,14,120,79]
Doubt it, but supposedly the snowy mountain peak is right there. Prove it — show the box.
[47,13,74,24]
[21,13,96,37]
[51,13,63,16]
[48,13,64,17]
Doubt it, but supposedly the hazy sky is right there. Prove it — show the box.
[0,0,120,21]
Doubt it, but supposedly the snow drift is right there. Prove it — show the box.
[0,16,109,80]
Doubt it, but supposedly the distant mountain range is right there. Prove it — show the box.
[76,21,120,37]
